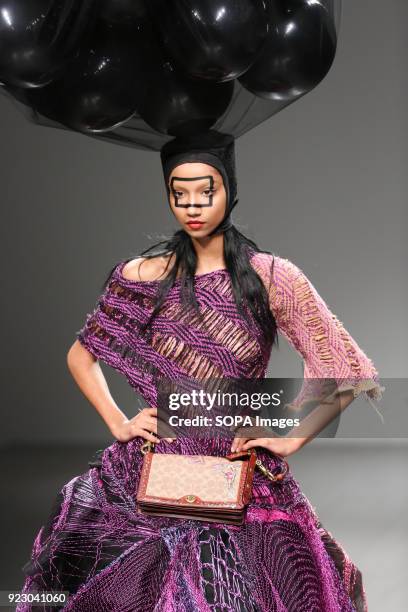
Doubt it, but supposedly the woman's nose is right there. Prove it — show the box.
[187,198,201,208]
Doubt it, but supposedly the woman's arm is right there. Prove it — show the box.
[268,255,384,404]
[232,388,355,458]
[232,253,384,457]
[67,339,129,438]
[72,262,170,443]
[67,339,162,444]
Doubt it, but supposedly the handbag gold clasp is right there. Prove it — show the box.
[141,439,155,455]
[255,457,289,482]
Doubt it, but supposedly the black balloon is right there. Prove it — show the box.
[134,59,235,136]
[21,18,151,133]
[238,0,337,100]
[0,0,95,88]
[150,0,269,82]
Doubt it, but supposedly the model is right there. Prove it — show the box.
[17,131,383,611]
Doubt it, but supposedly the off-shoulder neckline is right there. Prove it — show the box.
[115,259,229,286]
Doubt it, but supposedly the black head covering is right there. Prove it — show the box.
[160,130,238,236]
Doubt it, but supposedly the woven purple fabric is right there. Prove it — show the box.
[16,250,378,611]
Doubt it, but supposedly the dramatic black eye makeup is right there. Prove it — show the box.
[170,175,215,207]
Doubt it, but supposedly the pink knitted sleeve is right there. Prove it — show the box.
[251,252,385,414]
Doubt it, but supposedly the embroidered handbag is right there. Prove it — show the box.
[136,439,289,525]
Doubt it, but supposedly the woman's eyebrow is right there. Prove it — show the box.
[171,176,216,189]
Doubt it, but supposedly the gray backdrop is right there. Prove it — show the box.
[1,0,406,610]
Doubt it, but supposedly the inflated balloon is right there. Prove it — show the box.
[150,0,269,82]
[238,0,337,100]
[0,0,342,151]
[134,59,235,136]
[0,0,95,89]
[21,21,149,133]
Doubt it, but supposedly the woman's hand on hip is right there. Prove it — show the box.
[113,407,174,443]
[230,434,304,458]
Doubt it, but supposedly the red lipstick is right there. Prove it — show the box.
[187,221,205,229]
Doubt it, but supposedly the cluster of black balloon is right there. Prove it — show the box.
[0,0,341,151]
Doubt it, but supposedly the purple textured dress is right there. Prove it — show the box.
[17,251,383,611]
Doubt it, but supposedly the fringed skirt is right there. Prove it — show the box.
[16,437,367,611]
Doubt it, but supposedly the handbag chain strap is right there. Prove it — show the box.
[140,439,288,483]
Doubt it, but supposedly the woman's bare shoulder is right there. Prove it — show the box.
[121,254,175,282]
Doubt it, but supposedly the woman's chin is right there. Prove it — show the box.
[185,225,211,236]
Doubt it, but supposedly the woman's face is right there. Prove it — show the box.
[168,162,227,237]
